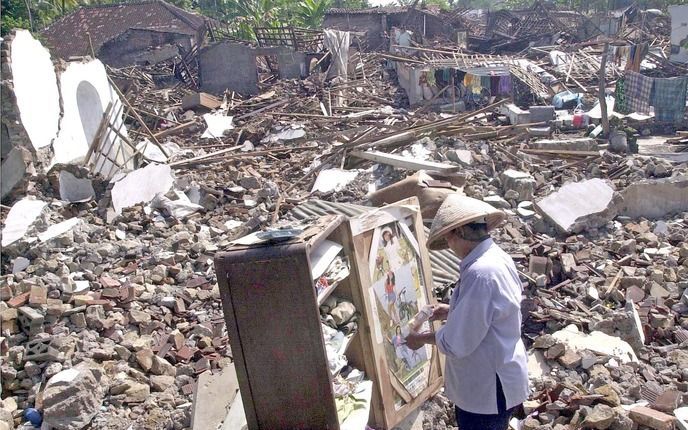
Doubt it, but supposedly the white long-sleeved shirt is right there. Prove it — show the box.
[435,238,529,414]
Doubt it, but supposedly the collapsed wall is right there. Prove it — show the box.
[0,29,133,201]
[53,59,134,175]
[1,30,61,198]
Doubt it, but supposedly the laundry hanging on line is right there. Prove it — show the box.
[651,75,688,123]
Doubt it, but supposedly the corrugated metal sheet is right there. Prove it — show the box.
[289,199,459,288]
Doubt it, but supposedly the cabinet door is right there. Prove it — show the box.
[217,243,339,430]
[348,197,443,429]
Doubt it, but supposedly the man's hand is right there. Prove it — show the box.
[405,331,434,350]
[429,304,450,321]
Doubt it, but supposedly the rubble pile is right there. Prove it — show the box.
[2,7,688,430]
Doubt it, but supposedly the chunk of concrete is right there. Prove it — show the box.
[629,406,676,430]
[531,137,598,152]
[446,149,473,166]
[501,169,535,201]
[484,195,511,209]
[535,178,620,233]
[0,146,30,199]
[59,170,95,203]
[527,350,551,380]
[529,106,555,123]
[675,406,688,430]
[38,218,81,242]
[551,324,637,363]
[42,367,104,429]
[110,164,174,214]
[1,198,47,247]
[500,103,531,125]
[191,364,239,430]
[222,391,248,430]
[617,175,688,219]
[582,404,615,429]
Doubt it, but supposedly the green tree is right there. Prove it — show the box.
[294,0,331,28]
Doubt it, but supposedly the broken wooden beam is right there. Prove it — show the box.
[153,121,196,139]
[350,150,461,173]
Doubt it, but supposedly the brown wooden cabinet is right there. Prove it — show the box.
[215,199,443,430]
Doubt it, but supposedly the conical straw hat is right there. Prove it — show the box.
[426,193,506,250]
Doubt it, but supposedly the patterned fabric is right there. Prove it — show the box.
[614,77,629,114]
[498,75,513,95]
[651,76,688,123]
[625,71,653,114]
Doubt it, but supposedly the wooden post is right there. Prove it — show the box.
[599,43,610,138]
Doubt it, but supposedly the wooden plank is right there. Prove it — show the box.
[153,121,195,139]
[389,376,413,403]
[84,102,114,168]
[350,150,461,173]
[520,149,600,157]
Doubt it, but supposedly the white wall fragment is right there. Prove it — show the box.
[9,30,61,151]
[110,164,174,214]
[38,218,82,242]
[52,59,134,176]
[312,168,360,193]
[201,112,234,139]
[1,198,48,247]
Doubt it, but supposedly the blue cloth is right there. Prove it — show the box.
[455,376,515,430]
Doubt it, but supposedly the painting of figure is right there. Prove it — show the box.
[369,221,430,398]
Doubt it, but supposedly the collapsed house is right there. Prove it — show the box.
[197,27,326,95]
[40,0,209,67]
[323,6,453,51]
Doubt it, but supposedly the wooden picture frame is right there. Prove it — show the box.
[348,197,443,429]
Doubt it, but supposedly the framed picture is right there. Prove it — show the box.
[349,197,443,429]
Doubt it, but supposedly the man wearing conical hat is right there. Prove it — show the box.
[405,193,529,430]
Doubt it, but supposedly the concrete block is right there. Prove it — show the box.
[527,126,552,137]
[617,175,688,219]
[531,137,598,152]
[501,169,535,201]
[18,306,44,335]
[529,105,555,122]
[500,103,531,125]
[535,178,620,233]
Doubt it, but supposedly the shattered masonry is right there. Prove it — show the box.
[1,1,688,430]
